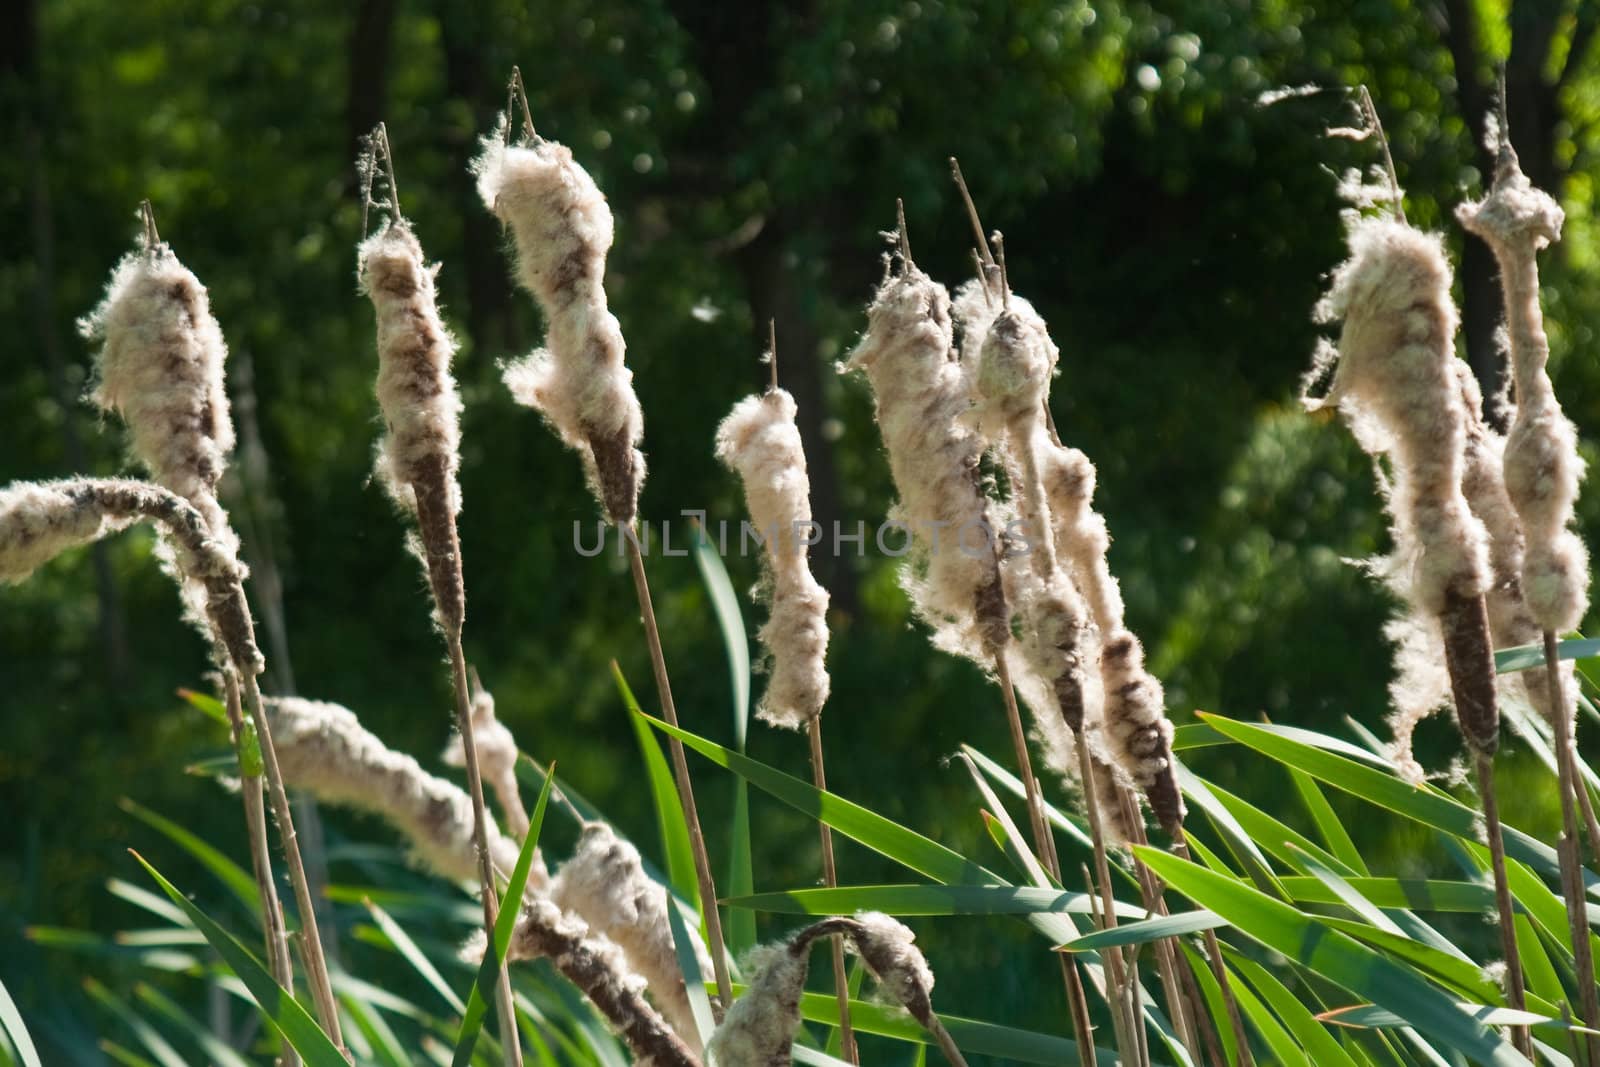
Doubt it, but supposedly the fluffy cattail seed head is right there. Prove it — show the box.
[551,822,710,1053]
[441,683,529,840]
[714,388,831,729]
[265,696,540,892]
[81,244,235,508]
[357,220,467,635]
[473,125,645,524]
[708,941,810,1067]
[1308,216,1499,755]
[845,261,1007,661]
[1458,142,1589,636]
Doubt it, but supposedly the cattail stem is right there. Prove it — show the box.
[1476,752,1533,1057]
[224,672,299,1067]
[1080,745,1202,1067]
[237,669,345,1054]
[1124,809,1221,1067]
[808,717,857,1063]
[1059,954,1097,1067]
[1083,862,1140,1066]
[1545,630,1600,1062]
[1173,834,1253,1067]
[991,653,1059,880]
[445,632,524,1065]
[624,532,733,1016]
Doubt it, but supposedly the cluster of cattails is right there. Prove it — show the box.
[1303,88,1596,1058]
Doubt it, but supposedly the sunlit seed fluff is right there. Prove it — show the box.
[714,388,831,730]
[1086,737,1140,847]
[472,124,645,524]
[265,696,543,893]
[1035,437,1182,830]
[845,911,939,1026]
[441,686,528,839]
[707,941,810,1067]
[357,221,463,518]
[508,898,697,1067]
[81,244,235,508]
[1308,216,1498,754]
[1454,361,1563,723]
[551,822,711,1054]
[1458,144,1589,635]
[0,478,237,586]
[844,264,1007,660]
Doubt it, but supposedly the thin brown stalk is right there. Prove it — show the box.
[1083,864,1138,1066]
[1123,810,1222,1067]
[624,533,734,1016]
[236,670,345,1053]
[1546,630,1600,1063]
[224,672,299,1067]
[1059,954,1097,1067]
[991,654,1060,883]
[1476,753,1533,1057]
[808,717,857,1063]
[409,462,523,1067]
[1080,745,1202,1065]
[1172,833,1253,1067]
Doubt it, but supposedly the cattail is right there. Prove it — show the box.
[843,255,1007,662]
[505,899,698,1067]
[83,219,342,1051]
[357,219,466,635]
[472,121,645,524]
[1457,109,1596,1058]
[714,387,831,728]
[442,681,530,840]
[551,822,711,1053]
[80,241,235,529]
[1457,135,1589,647]
[265,696,544,893]
[709,913,963,1067]
[1,478,238,589]
[1306,216,1498,754]
[1453,362,1563,723]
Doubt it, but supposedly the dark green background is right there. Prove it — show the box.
[3,0,1599,1060]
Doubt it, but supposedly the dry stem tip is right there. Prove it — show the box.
[1356,85,1405,224]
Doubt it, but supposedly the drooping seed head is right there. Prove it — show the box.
[473,124,645,524]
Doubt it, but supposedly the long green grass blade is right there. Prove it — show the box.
[1198,715,1585,891]
[1290,767,1369,876]
[1226,948,1361,1067]
[364,899,466,1015]
[666,886,717,1048]
[341,993,410,1067]
[727,778,756,956]
[640,713,997,886]
[691,520,751,749]
[723,883,1144,918]
[452,763,555,1067]
[130,852,347,1067]
[1216,947,1310,1067]
[1058,910,1224,952]
[617,667,702,913]
[1494,638,1600,674]
[0,977,41,1067]
[1136,846,1530,1066]
[133,982,253,1067]
[98,1038,160,1067]
[1175,762,1285,896]
[120,799,259,914]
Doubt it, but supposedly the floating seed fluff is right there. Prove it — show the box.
[473,124,645,524]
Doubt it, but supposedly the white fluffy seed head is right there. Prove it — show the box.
[715,389,832,729]
[551,822,710,1053]
[357,221,463,518]
[1461,148,1590,633]
[440,685,528,840]
[0,480,135,584]
[707,941,810,1067]
[82,245,234,505]
[846,911,938,1024]
[962,291,1057,442]
[1309,217,1490,618]
[845,264,1007,660]
[266,696,542,893]
[473,126,645,523]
